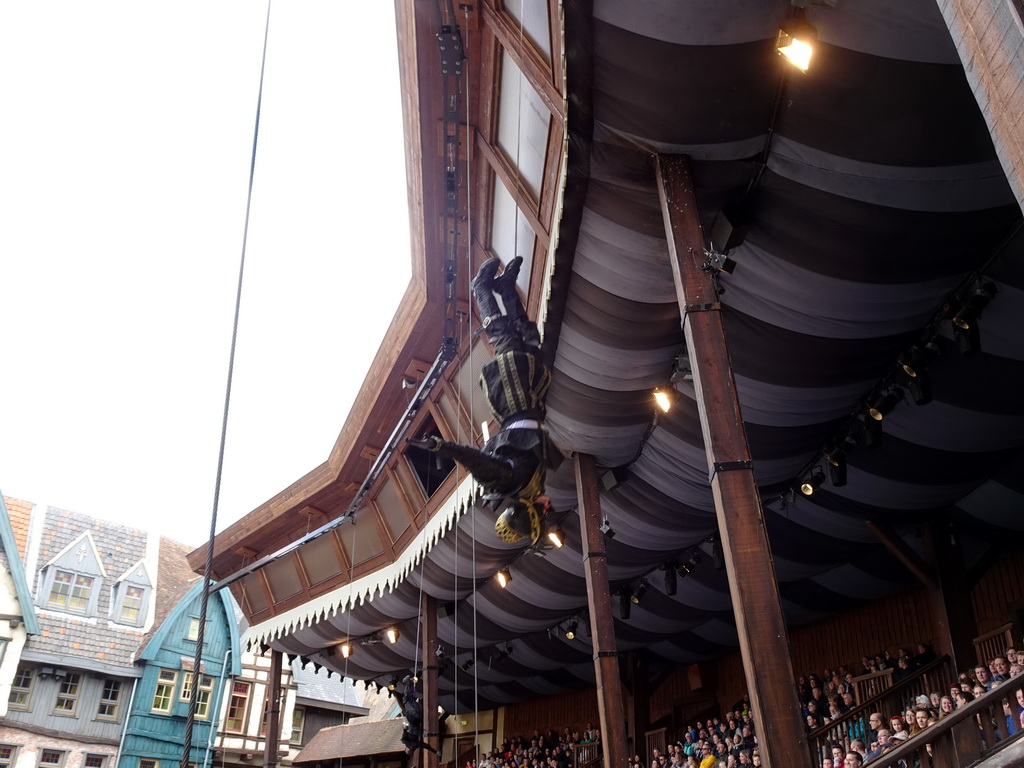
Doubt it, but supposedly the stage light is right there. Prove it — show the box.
[825,449,847,488]
[799,468,825,496]
[629,581,648,605]
[952,280,997,330]
[599,518,616,538]
[777,9,816,72]
[385,627,400,645]
[461,659,474,672]
[495,568,512,588]
[653,387,675,413]
[547,526,564,549]
[340,642,353,659]
[619,592,631,620]
[565,619,578,640]
[868,389,903,420]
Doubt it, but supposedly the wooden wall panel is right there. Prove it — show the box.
[971,548,1024,636]
[503,687,599,739]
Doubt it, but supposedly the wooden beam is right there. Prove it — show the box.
[422,593,440,768]
[865,521,938,591]
[655,153,808,768]
[575,452,630,768]
[923,517,978,673]
[264,649,284,768]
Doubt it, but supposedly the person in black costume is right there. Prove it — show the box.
[408,256,553,545]
[394,676,440,756]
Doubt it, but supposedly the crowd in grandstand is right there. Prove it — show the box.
[454,642,1023,768]
[801,642,1024,766]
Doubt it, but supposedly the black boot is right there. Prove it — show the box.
[472,258,504,330]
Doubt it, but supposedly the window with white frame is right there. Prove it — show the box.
[0,745,18,768]
[96,679,121,720]
[180,673,214,718]
[225,681,250,733]
[37,750,65,768]
[83,755,108,768]
[139,760,159,768]
[290,707,305,745]
[47,570,94,614]
[53,674,81,715]
[9,667,33,710]
[151,669,177,713]
[118,586,144,624]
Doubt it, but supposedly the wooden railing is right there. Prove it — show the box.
[852,667,894,706]
[864,672,1024,767]
[571,741,601,768]
[644,728,666,766]
[974,623,1014,665]
[807,655,953,764]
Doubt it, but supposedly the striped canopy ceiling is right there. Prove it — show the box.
[265,0,1024,712]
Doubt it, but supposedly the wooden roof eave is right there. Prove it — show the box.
[188,0,445,580]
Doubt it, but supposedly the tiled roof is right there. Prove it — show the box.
[136,536,202,656]
[3,496,32,558]
[290,662,364,709]
[293,717,405,763]
[30,506,152,666]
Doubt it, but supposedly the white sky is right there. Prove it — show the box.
[0,2,412,547]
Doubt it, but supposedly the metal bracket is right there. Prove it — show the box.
[684,303,721,313]
[593,651,620,659]
[709,459,753,482]
[582,550,606,561]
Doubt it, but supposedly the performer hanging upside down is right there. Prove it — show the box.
[395,676,440,756]
[408,256,553,545]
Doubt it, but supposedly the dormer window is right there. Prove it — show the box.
[36,532,106,617]
[110,559,152,627]
[47,571,93,614]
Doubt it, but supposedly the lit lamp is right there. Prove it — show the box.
[495,568,512,588]
[385,626,400,645]
[653,387,676,413]
[547,526,565,549]
[777,9,816,72]
[340,642,353,659]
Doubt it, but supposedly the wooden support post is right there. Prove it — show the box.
[924,517,977,673]
[264,649,283,768]
[422,593,441,768]
[575,452,630,768]
[866,521,938,591]
[655,153,809,768]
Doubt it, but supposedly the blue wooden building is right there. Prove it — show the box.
[119,581,240,768]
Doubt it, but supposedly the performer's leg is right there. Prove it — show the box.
[406,436,516,489]
[472,258,503,328]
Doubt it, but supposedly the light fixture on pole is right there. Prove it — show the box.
[385,626,400,645]
[495,568,512,589]
[799,467,825,496]
[547,525,564,549]
[777,7,817,72]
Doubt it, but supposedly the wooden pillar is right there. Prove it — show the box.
[630,652,651,760]
[924,517,978,672]
[422,593,441,768]
[575,452,630,768]
[264,649,283,768]
[655,153,809,768]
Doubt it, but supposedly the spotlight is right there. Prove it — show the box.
[495,568,512,589]
[340,642,353,659]
[599,518,616,538]
[619,592,631,620]
[547,526,564,549]
[461,659,474,672]
[867,389,903,421]
[898,347,928,379]
[629,580,648,605]
[565,619,578,640]
[388,676,398,691]
[653,387,676,413]
[799,468,825,496]
[385,627,400,645]
[663,564,677,596]
[825,449,847,488]
[777,8,816,72]
[703,249,737,274]
[952,280,997,332]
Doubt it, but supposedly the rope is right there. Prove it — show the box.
[181,2,272,766]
